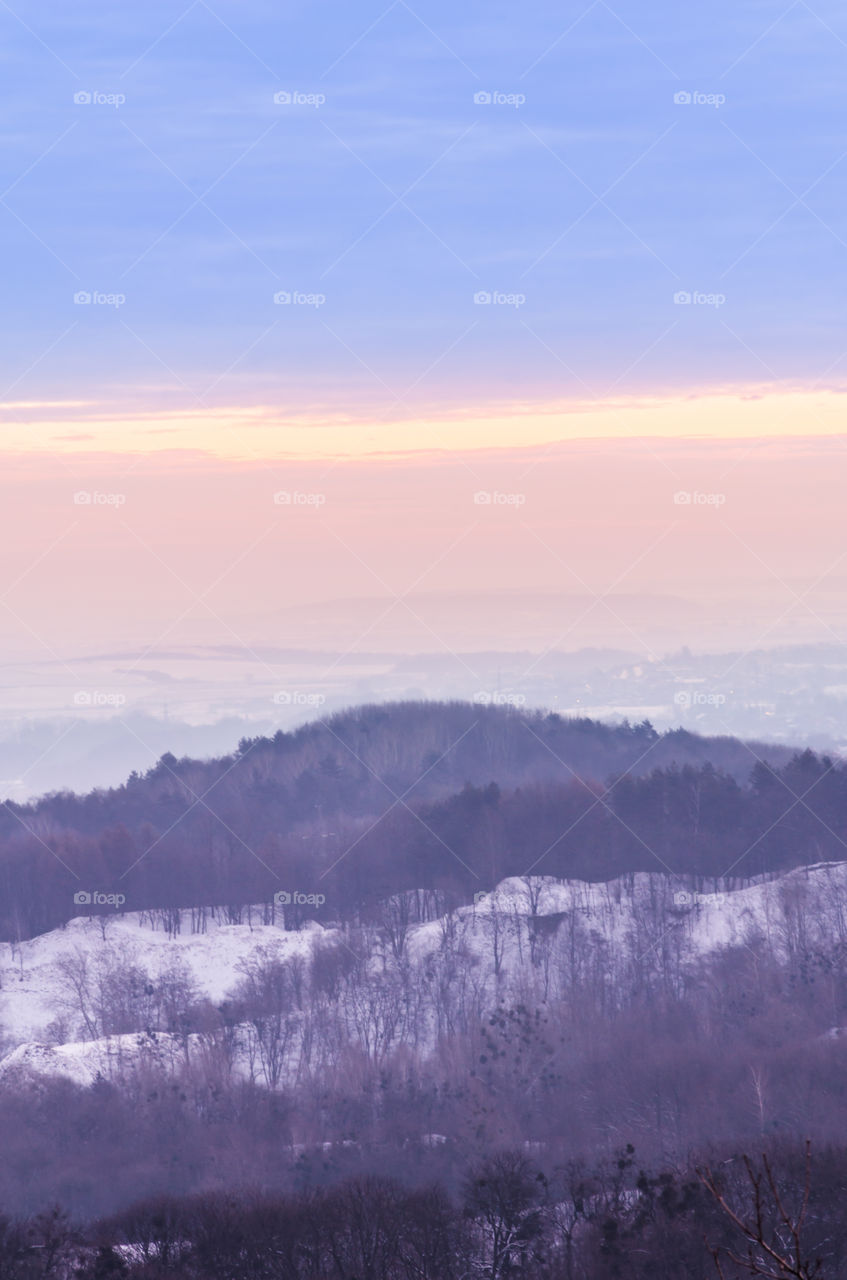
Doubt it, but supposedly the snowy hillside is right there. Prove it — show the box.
[3,861,846,1089]
[0,1032,193,1089]
[454,861,847,963]
[0,906,328,1045]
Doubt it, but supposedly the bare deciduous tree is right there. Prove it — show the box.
[699,1142,824,1280]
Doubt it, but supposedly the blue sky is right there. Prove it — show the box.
[3,0,847,416]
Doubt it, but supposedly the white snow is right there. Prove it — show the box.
[415,861,847,967]
[3,862,847,1089]
[0,906,330,1045]
[0,1032,191,1088]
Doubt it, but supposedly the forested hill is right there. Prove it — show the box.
[0,700,837,942]
[3,700,794,826]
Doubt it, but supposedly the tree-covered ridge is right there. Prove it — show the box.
[0,701,835,942]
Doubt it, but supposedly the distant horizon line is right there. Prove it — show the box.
[3,384,847,459]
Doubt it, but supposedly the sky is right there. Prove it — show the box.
[2,0,847,709]
[4,0,847,437]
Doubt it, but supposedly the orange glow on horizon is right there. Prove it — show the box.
[2,386,846,460]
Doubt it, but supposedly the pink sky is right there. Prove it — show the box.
[1,413,846,661]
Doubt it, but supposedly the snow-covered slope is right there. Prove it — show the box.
[439,861,847,965]
[0,907,329,1045]
[0,1032,192,1089]
[2,862,846,1089]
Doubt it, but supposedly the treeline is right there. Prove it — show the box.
[7,914,847,1221]
[2,1141,845,1279]
[0,701,840,940]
